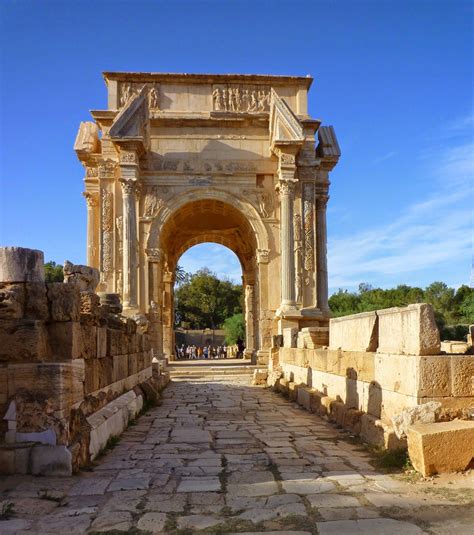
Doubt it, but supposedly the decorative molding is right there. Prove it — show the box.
[212,85,270,113]
[303,182,315,272]
[120,150,138,164]
[101,188,113,274]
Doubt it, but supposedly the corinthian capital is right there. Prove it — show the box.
[120,178,137,195]
[316,193,329,209]
[83,191,99,207]
[277,179,296,196]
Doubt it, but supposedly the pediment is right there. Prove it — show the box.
[109,86,149,143]
[269,89,304,152]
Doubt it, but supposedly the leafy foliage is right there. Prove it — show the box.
[174,268,242,329]
[223,313,246,345]
[329,281,473,340]
[44,261,63,282]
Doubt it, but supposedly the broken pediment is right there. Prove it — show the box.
[109,86,149,145]
[269,89,304,152]
[74,121,100,156]
[316,126,341,158]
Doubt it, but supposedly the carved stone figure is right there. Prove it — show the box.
[148,84,160,109]
[143,186,164,218]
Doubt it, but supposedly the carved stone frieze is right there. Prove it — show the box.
[280,153,296,165]
[120,81,160,109]
[303,182,315,273]
[212,85,270,113]
[294,213,303,302]
[101,188,113,275]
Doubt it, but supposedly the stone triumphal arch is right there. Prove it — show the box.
[75,72,340,362]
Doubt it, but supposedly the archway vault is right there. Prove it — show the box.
[147,188,269,270]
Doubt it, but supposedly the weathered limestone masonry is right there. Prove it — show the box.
[267,303,474,475]
[0,247,169,476]
[75,72,340,363]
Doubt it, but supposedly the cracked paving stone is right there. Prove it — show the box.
[137,512,167,532]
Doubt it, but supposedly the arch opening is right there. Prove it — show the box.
[154,199,261,362]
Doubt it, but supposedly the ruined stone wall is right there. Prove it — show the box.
[0,247,169,475]
[269,304,473,449]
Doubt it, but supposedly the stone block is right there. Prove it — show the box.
[360,413,405,450]
[0,442,33,475]
[113,354,129,382]
[391,401,441,439]
[296,385,313,410]
[79,291,101,324]
[407,420,474,476]
[377,303,440,356]
[84,358,100,393]
[251,369,268,385]
[302,326,329,349]
[417,356,451,397]
[329,311,378,352]
[63,260,99,292]
[451,356,474,396]
[81,324,97,359]
[283,327,298,348]
[8,361,85,413]
[24,282,49,320]
[0,283,25,319]
[97,327,107,357]
[0,247,44,283]
[48,321,83,360]
[47,283,80,322]
[98,292,123,314]
[441,341,470,354]
[31,444,72,476]
[0,319,50,362]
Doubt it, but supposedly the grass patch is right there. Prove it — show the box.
[370,447,411,472]
[37,489,65,503]
[95,435,120,460]
[0,501,14,520]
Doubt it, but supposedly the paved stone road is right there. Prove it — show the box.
[1,376,473,534]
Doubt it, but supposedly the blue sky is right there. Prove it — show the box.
[0,0,472,291]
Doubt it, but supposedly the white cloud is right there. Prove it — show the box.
[329,130,473,290]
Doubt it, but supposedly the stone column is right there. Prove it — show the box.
[120,178,138,309]
[278,178,298,312]
[83,192,99,268]
[316,192,330,312]
[244,283,255,356]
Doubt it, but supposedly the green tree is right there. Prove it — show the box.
[174,268,242,328]
[223,313,245,345]
[44,261,63,282]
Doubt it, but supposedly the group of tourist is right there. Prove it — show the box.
[175,341,245,360]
